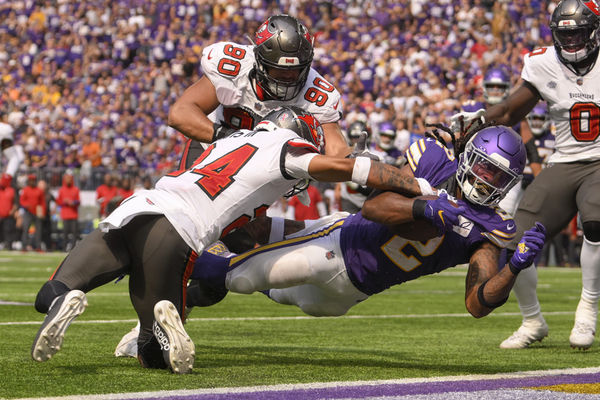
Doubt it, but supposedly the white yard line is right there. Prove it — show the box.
[0,310,575,326]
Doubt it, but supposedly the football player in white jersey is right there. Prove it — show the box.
[30,107,427,374]
[169,14,349,171]
[450,0,600,350]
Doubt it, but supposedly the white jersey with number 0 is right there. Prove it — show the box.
[100,128,319,252]
[521,46,600,163]
[201,41,342,129]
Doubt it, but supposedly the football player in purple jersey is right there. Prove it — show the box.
[31,107,427,374]
[450,0,600,350]
[190,123,546,323]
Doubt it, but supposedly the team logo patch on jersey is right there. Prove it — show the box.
[326,250,336,260]
[547,81,557,89]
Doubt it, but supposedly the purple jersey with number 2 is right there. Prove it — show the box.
[340,138,516,295]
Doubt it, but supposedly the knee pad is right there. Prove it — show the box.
[186,278,228,308]
[583,221,600,243]
[34,280,70,313]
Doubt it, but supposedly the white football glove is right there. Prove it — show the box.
[348,132,381,161]
[449,108,486,133]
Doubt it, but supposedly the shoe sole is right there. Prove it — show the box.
[153,300,195,374]
[31,290,88,362]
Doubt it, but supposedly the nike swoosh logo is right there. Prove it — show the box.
[333,100,339,110]
[438,210,445,225]
[207,49,214,60]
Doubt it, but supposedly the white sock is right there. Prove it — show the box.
[512,265,542,321]
[580,238,600,304]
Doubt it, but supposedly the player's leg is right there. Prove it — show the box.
[570,161,600,349]
[500,164,578,348]
[31,228,131,361]
[125,215,196,373]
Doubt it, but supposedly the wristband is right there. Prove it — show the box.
[416,178,436,196]
[508,260,522,275]
[268,217,285,244]
[351,157,371,186]
[412,199,427,220]
[477,279,509,309]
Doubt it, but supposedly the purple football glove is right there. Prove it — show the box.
[509,222,546,272]
[422,192,466,235]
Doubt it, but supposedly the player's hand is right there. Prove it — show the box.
[347,132,381,161]
[449,108,486,134]
[421,192,466,236]
[509,222,546,272]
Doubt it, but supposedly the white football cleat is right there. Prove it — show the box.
[114,323,139,358]
[499,318,549,349]
[31,290,88,362]
[570,320,596,350]
[153,300,195,374]
[570,298,597,350]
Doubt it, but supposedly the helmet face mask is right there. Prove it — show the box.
[253,15,314,101]
[550,0,600,72]
[377,122,396,151]
[456,126,526,207]
[482,68,510,105]
[527,103,550,137]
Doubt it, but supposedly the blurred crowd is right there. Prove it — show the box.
[0,0,583,261]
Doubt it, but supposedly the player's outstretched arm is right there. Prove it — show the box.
[485,82,540,127]
[307,156,423,197]
[168,76,221,142]
[465,223,546,318]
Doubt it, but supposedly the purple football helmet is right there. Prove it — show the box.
[550,0,600,74]
[482,67,511,105]
[461,100,486,113]
[377,121,396,150]
[456,126,526,206]
[527,102,550,137]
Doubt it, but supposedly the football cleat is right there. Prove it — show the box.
[570,299,597,350]
[153,300,195,374]
[114,323,140,358]
[499,318,549,349]
[31,290,88,362]
[570,320,596,350]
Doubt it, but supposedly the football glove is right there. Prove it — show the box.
[509,222,546,273]
[414,191,466,236]
[449,108,486,134]
[347,131,381,161]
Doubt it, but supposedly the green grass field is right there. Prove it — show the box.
[1,251,597,399]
